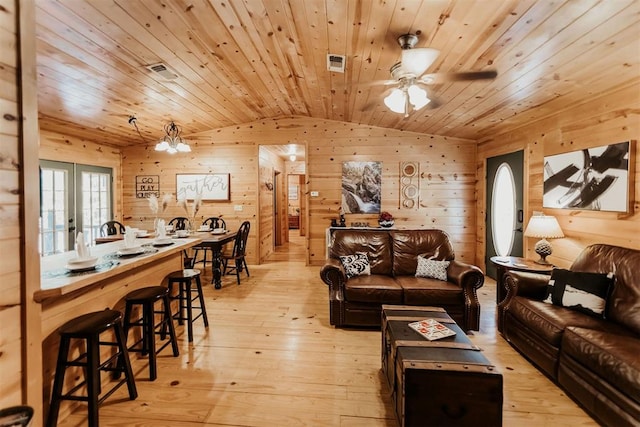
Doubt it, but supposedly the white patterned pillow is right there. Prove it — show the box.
[415,256,450,281]
[339,252,371,279]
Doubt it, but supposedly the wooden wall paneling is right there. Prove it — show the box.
[0,0,21,411]
[121,142,259,264]
[477,83,640,270]
[188,117,478,266]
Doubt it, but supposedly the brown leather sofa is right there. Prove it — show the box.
[320,229,484,331]
[499,244,640,427]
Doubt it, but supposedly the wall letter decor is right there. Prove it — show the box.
[176,173,230,201]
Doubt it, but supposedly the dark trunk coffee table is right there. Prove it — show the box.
[381,305,503,427]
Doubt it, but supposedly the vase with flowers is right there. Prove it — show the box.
[378,211,394,228]
[148,193,173,234]
[178,193,203,232]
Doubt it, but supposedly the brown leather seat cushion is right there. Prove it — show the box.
[345,275,403,304]
[507,297,606,347]
[396,276,463,305]
[563,326,640,404]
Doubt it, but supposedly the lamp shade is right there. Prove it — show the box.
[524,215,564,239]
[407,85,430,110]
[384,88,405,113]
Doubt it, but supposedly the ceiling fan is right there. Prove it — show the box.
[381,33,497,117]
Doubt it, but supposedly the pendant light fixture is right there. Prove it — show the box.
[155,121,191,154]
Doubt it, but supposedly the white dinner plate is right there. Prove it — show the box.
[66,256,98,269]
[211,229,227,235]
[117,246,144,256]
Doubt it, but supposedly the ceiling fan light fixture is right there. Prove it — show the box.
[408,84,430,110]
[384,88,406,114]
[401,47,440,76]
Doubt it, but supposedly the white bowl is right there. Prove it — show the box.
[66,256,98,269]
[175,231,189,237]
[135,231,149,237]
[198,226,210,232]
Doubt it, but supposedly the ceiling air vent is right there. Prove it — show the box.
[146,63,178,80]
[327,54,346,73]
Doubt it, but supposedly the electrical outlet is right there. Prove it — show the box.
[310,191,319,197]
[234,205,243,211]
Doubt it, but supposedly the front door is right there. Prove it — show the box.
[485,151,524,279]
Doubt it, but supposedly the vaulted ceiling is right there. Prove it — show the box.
[35,0,640,148]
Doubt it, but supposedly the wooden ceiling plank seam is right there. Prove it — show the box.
[35,30,232,136]
[470,40,640,139]
[325,0,352,121]
[278,1,326,118]
[231,0,308,114]
[355,0,428,125]
[133,0,263,122]
[115,0,257,123]
[416,0,558,133]
[273,0,326,118]
[299,0,333,118]
[422,0,633,136]
[443,1,640,137]
[207,0,299,116]
[407,1,525,129]
[169,0,284,118]
[340,0,377,123]
[41,0,239,133]
[347,0,398,125]
[82,0,260,125]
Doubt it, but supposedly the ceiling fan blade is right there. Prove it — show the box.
[420,70,498,84]
[401,47,440,76]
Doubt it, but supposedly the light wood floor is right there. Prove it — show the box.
[57,230,598,426]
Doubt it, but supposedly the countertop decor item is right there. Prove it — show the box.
[378,211,394,228]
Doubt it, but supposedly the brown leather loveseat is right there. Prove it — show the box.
[500,244,640,427]
[320,228,484,331]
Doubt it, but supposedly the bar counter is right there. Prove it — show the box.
[36,236,203,419]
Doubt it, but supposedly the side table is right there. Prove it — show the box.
[490,256,553,304]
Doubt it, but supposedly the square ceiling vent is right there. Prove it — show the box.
[146,63,178,80]
[327,54,346,73]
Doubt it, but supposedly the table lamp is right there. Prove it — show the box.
[524,214,564,265]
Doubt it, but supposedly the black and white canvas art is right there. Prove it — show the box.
[341,161,382,214]
[543,141,632,212]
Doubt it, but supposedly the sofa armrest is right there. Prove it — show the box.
[503,271,549,301]
[447,260,484,291]
[320,258,347,300]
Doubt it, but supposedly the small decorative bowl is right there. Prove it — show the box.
[379,220,394,228]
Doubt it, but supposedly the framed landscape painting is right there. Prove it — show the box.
[542,141,633,212]
[176,173,230,201]
[341,161,382,214]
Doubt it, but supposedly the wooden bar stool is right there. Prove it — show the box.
[122,286,179,381]
[46,309,137,427]
[167,268,209,342]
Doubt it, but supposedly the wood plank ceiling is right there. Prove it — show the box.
[35,0,640,148]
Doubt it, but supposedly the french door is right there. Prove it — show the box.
[39,160,113,255]
[485,151,524,279]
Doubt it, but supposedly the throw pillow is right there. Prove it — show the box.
[544,268,614,317]
[339,252,371,279]
[415,256,450,281]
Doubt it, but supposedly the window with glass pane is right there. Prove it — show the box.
[491,163,517,257]
[40,168,69,255]
[81,170,112,242]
